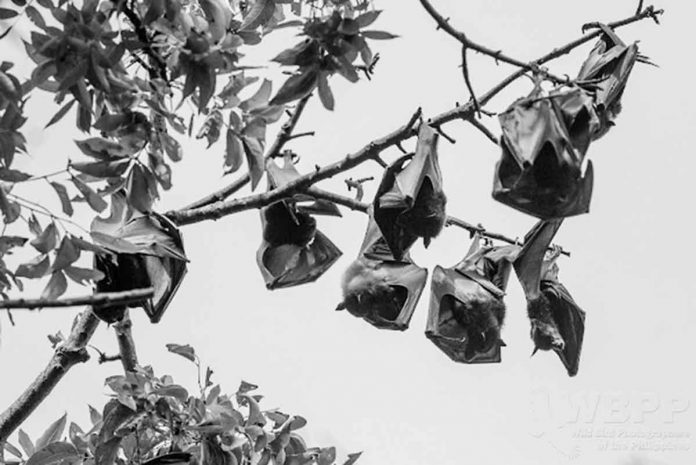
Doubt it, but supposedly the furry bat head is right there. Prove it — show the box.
[426,237,519,363]
[374,124,447,259]
[256,157,342,290]
[91,195,188,324]
[337,212,428,330]
[577,24,642,140]
[513,220,586,376]
[492,86,597,219]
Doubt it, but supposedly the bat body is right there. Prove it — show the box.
[91,194,188,324]
[262,201,317,247]
[339,257,406,322]
[256,157,342,289]
[374,124,447,259]
[514,220,586,376]
[427,237,518,363]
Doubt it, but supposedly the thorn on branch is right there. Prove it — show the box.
[373,155,388,168]
[636,0,644,15]
[434,125,456,144]
[287,131,316,141]
[345,177,374,202]
[396,142,408,154]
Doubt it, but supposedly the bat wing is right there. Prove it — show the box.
[427,265,505,363]
[513,219,563,299]
[257,230,342,290]
[543,281,586,377]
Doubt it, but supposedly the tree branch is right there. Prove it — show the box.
[167,5,660,227]
[0,288,155,310]
[166,108,423,225]
[419,0,569,84]
[306,188,570,256]
[0,308,100,443]
[113,311,139,373]
[184,95,313,210]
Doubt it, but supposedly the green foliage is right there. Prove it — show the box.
[2,345,359,465]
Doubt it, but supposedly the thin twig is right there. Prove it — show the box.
[0,288,154,310]
[460,45,481,116]
[419,0,569,84]
[467,118,499,146]
[184,95,313,210]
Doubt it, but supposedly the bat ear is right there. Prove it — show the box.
[514,220,563,299]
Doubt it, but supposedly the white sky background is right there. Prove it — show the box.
[0,0,695,464]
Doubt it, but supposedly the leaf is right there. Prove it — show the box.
[71,176,107,212]
[355,10,381,28]
[35,413,67,449]
[161,133,182,162]
[241,136,265,190]
[0,185,20,223]
[237,380,258,394]
[225,130,244,173]
[195,110,223,148]
[126,163,158,212]
[317,72,334,111]
[15,254,50,278]
[318,447,336,465]
[88,405,102,425]
[239,79,272,112]
[343,452,362,465]
[3,442,23,459]
[152,384,189,401]
[41,270,68,300]
[361,30,398,40]
[64,265,104,284]
[166,343,196,362]
[49,182,73,216]
[25,6,46,30]
[239,0,276,31]
[30,222,58,253]
[52,237,80,271]
[71,159,130,178]
[18,430,34,457]
[0,235,27,254]
[269,67,318,106]
[0,9,19,20]
[45,99,76,128]
[74,137,132,159]
[0,168,31,182]
[25,442,78,465]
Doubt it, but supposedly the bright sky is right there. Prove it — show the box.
[1,1,694,464]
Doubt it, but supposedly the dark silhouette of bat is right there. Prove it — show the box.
[514,219,586,376]
[374,124,446,260]
[256,156,342,290]
[427,235,519,363]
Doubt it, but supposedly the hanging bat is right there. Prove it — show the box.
[337,210,428,331]
[426,235,519,363]
[492,84,597,219]
[577,24,645,140]
[92,193,188,324]
[256,156,342,290]
[374,124,447,260]
[513,219,586,377]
